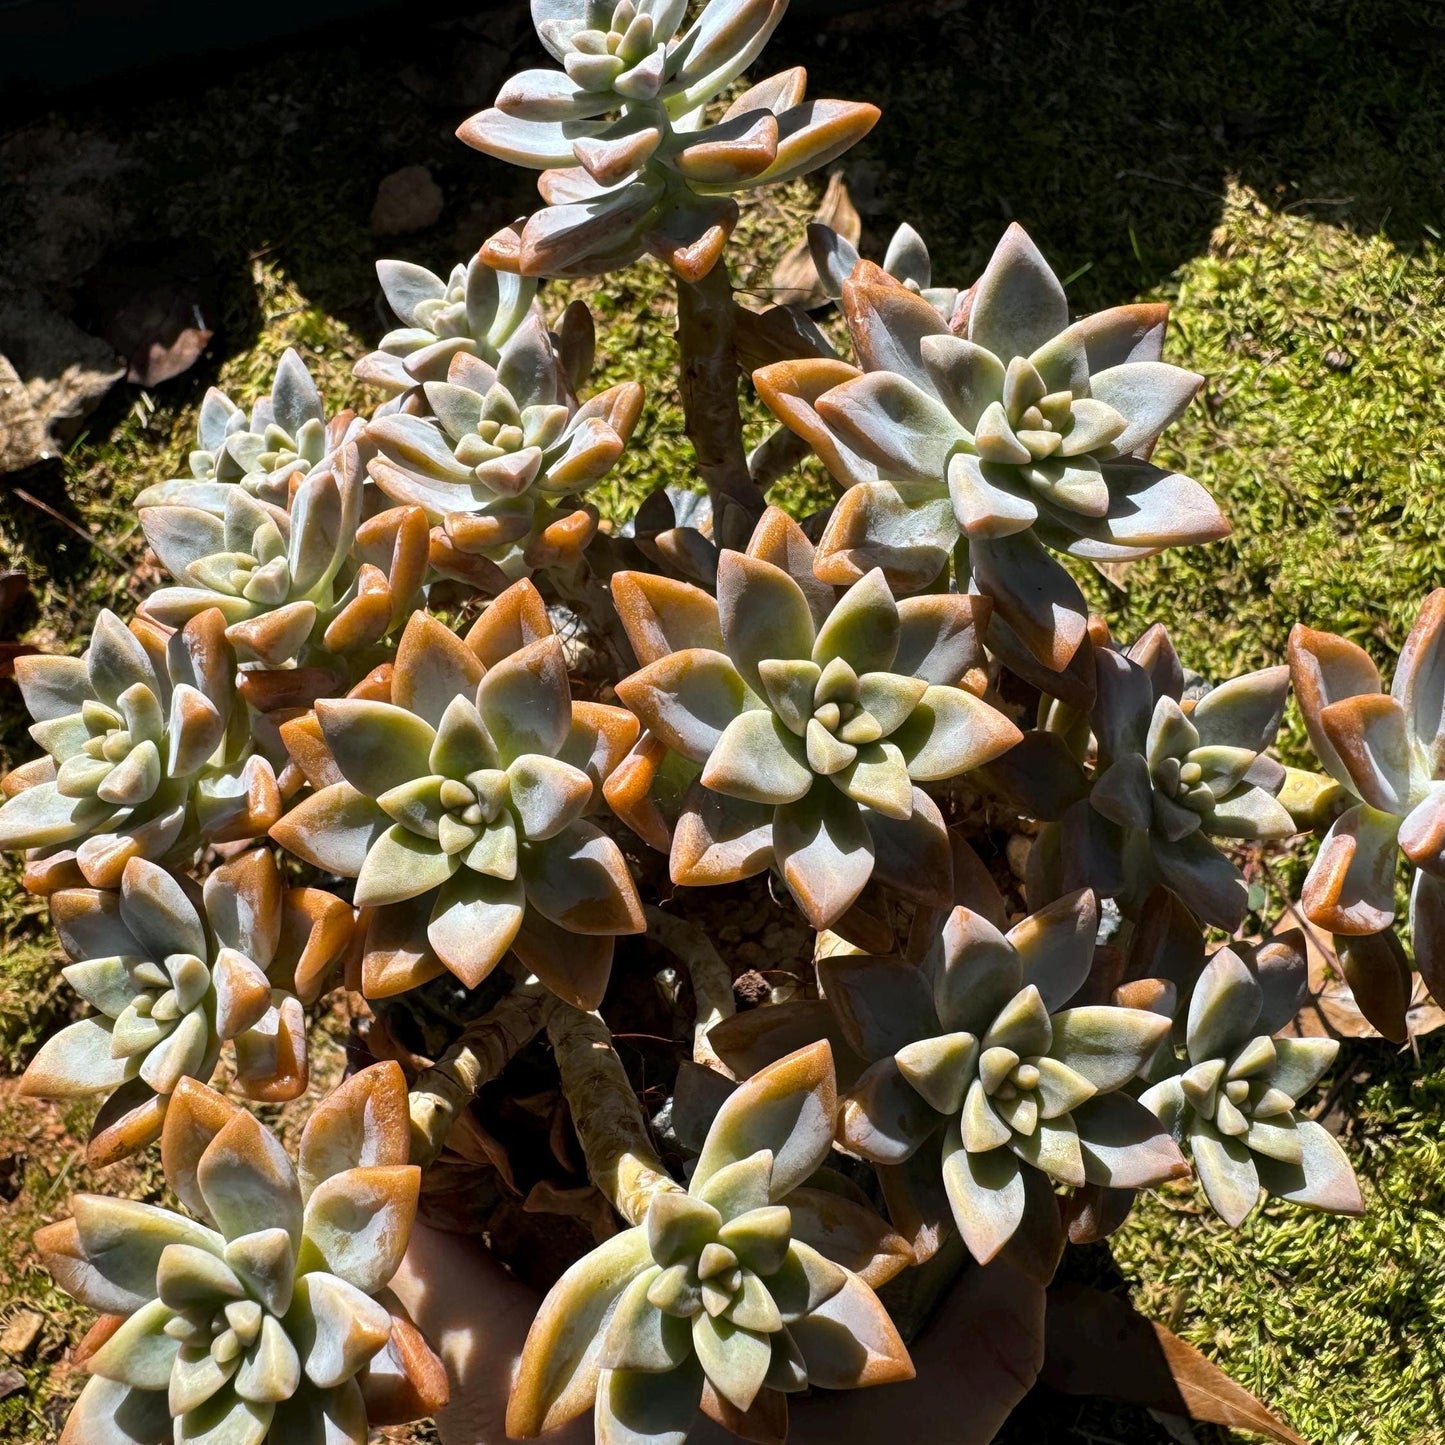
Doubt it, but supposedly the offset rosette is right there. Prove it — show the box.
[0,608,277,891]
[21,851,352,1165]
[1141,939,1362,1226]
[508,1043,913,1444]
[272,579,642,1005]
[1013,625,1293,933]
[138,438,428,670]
[823,891,1185,1267]
[608,506,1018,930]
[135,349,365,513]
[1287,591,1445,1028]
[355,252,541,395]
[459,0,878,280]
[37,1065,446,1445]
[755,225,1228,671]
[366,310,642,587]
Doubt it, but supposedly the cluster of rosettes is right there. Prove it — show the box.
[460,0,878,280]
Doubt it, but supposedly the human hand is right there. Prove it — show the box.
[391,1222,1044,1445]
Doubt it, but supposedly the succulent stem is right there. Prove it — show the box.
[547,1002,679,1225]
[674,259,764,519]
[407,977,554,1167]
[644,905,736,1073]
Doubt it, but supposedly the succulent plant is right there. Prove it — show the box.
[459,0,879,281]
[822,891,1186,1267]
[138,443,429,669]
[508,1041,912,1444]
[1289,592,1445,999]
[37,1063,447,1445]
[21,851,352,1166]
[754,225,1229,672]
[271,579,643,1004]
[1013,625,1293,932]
[608,506,1018,930]
[354,253,541,395]
[366,310,642,589]
[808,220,960,323]
[0,608,278,892]
[135,350,364,513]
[1140,940,1362,1226]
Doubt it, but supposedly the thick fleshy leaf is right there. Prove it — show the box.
[1393,589,1445,768]
[716,551,815,693]
[941,1126,1025,1264]
[298,1062,410,1201]
[814,372,965,484]
[694,1041,836,1201]
[1074,1094,1187,1189]
[611,572,724,666]
[270,783,388,878]
[773,785,875,929]
[1009,889,1096,1011]
[702,710,813,805]
[839,1055,942,1164]
[817,953,938,1063]
[968,224,1068,360]
[316,700,435,799]
[38,1196,223,1314]
[1047,1006,1170,1091]
[812,479,956,594]
[617,649,751,764]
[1185,947,1261,1063]
[1153,831,1249,933]
[521,820,644,935]
[21,1016,138,1099]
[671,782,774,886]
[198,1111,303,1246]
[1190,1118,1261,1226]
[812,570,899,676]
[58,1373,174,1445]
[891,684,1021,781]
[302,1165,420,1295]
[1300,803,1401,935]
[595,1361,703,1445]
[1287,622,1382,789]
[288,1270,393,1389]
[507,1227,654,1436]
[1253,1119,1364,1216]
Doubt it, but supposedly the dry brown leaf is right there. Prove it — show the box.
[769,170,861,309]
[1042,1283,1309,1445]
[1276,907,1444,1041]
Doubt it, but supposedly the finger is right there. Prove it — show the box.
[392,1221,591,1445]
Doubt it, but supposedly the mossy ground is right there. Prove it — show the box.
[1,0,1443,1440]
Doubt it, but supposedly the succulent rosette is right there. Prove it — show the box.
[366,310,642,587]
[271,579,643,1004]
[135,349,365,513]
[1010,625,1294,933]
[822,890,1186,1268]
[137,442,429,670]
[1288,591,1445,1011]
[1140,940,1362,1226]
[459,0,879,280]
[607,506,1018,930]
[0,608,278,892]
[508,1041,913,1444]
[37,1064,447,1445]
[754,224,1229,672]
[21,851,352,1165]
[354,253,542,395]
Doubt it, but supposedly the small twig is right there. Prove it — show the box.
[8,487,128,569]
[645,904,736,1074]
[547,1002,679,1226]
[407,977,553,1168]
